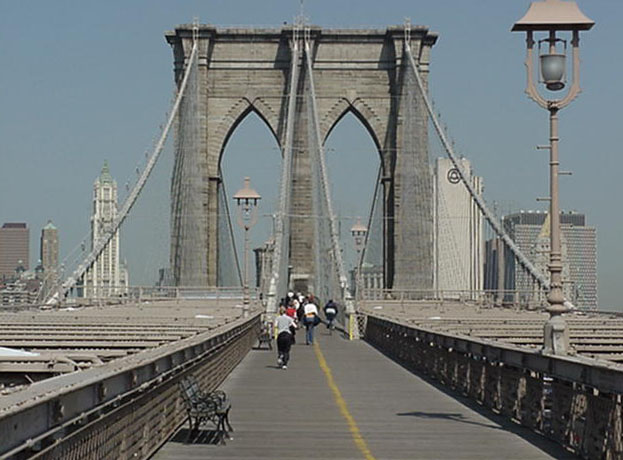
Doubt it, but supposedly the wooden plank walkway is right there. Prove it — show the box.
[154,329,576,459]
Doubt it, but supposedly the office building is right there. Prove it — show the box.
[39,220,59,300]
[83,162,128,297]
[491,211,598,309]
[40,220,59,276]
[0,223,29,281]
[433,158,484,296]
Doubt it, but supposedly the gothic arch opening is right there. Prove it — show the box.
[324,110,381,275]
[220,110,281,287]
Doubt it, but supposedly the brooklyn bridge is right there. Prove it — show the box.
[1,2,620,459]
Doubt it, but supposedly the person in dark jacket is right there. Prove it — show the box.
[323,300,338,330]
[275,306,297,369]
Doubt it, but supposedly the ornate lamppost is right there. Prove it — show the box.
[233,177,261,313]
[512,0,594,354]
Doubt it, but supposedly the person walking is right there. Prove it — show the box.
[303,297,319,345]
[275,306,296,369]
[285,302,297,319]
[323,299,338,331]
[285,301,297,344]
[295,298,305,324]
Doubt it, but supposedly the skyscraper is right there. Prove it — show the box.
[433,158,484,296]
[83,162,128,297]
[40,220,59,298]
[40,220,59,274]
[498,211,598,309]
[0,223,29,280]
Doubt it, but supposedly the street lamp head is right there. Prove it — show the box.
[512,0,594,32]
[512,0,594,106]
[350,217,368,253]
[233,177,262,208]
[350,218,367,239]
[540,51,566,91]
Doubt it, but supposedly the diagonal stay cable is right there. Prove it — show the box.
[52,42,199,302]
[404,41,549,290]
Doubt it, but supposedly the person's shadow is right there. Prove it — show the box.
[395,410,577,458]
[397,411,503,430]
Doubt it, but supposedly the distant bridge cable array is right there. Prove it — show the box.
[266,27,355,313]
[304,32,354,313]
[265,34,300,313]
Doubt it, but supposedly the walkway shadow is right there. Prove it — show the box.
[397,411,503,431]
[170,428,224,445]
[367,341,579,459]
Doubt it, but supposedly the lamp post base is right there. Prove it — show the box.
[542,313,569,354]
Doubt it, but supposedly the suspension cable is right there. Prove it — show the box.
[304,36,354,311]
[265,34,300,313]
[404,42,549,290]
[49,42,200,303]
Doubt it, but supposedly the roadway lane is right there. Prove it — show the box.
[154,328,576,459]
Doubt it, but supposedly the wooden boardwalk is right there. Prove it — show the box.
[154,328,576,460]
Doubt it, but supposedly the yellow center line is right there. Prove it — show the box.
[314,342,377,460]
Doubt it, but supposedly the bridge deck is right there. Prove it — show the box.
[155,329,574,459]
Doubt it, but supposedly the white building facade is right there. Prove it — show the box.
[433,158,484,297]
[83,162,128,297]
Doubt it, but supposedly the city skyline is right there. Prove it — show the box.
[1,1,621,307]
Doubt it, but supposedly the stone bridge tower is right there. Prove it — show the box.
[166,24,437,292]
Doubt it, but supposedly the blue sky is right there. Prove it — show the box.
[1,1,621,307]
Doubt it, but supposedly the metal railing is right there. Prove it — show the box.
[359,288,548,309]
[364,314,623,459]
[0,314,260,459]
[41,286,259,309]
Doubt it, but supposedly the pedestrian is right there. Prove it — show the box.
[303,297,319,345]
[275,306,296,369]
[285,302,297,343]
[324,299,338,330]
[285,301,297,319]
[295,298,305,323]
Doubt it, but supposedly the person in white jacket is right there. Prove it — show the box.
[303,298,319,345]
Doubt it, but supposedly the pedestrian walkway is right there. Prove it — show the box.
[154,328,576,459]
